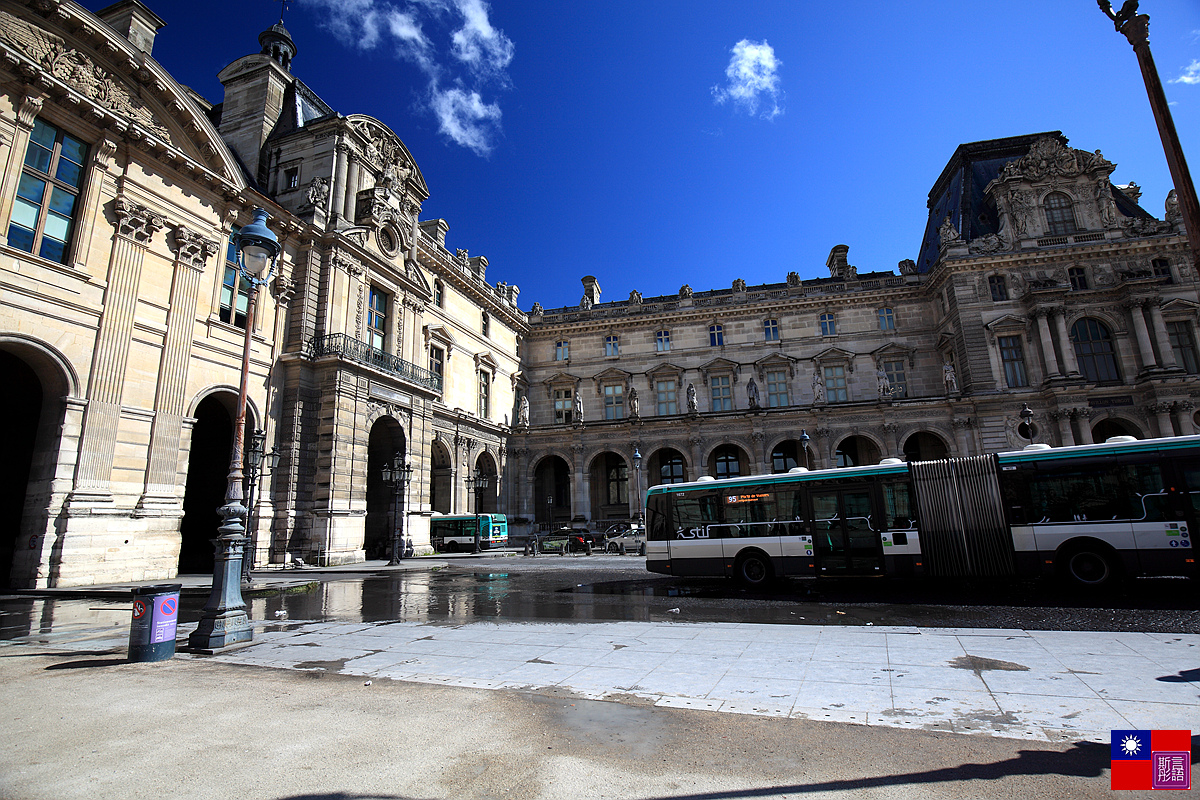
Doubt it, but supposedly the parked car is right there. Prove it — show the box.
[534,528,596,554]
[603,526,646,555]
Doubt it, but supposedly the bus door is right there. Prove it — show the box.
[716,490,783,575]
[668,489,727,576]
[809,487,883,575]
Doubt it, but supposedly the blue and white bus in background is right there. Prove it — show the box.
[430,514,509,553]
[644,435,1197,588]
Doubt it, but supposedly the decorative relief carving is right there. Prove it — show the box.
[897,259,916,276]
[938,215,961,246]
[113,195,164,242]
[16,93,44,128]
[0,11,174,144]
[732,278,746,292]
[304,177,329,209]
[998,137,1113,182]
[787,271,801,286]
[170,226,218,271]
[679,284,693,298]
[530,302,543,315]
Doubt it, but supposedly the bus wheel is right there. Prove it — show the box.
[735,552,773,588]
[1060,545,1118,588]
[446,541,459,554]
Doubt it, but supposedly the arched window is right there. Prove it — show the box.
[658,451,686,484]
[1072,318,1120,383]
[1043,192,1078,236]
[713,446,741,479]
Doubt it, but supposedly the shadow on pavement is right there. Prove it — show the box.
[44,657,130,670]
[1157,667,1200,682]
[272,794,412,800]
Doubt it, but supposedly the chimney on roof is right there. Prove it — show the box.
[97,0,165,56]
[581,276,601,307]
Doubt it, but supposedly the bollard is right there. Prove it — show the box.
[128,583,182,663]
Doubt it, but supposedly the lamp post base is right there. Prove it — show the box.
[188,533,253,650]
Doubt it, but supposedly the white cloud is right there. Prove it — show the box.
[711,39,783,120]
[432,87,502,155]
[1170,59,1200,85]
[300,0,512,154]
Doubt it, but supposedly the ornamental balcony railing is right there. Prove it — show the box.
[307,333,443,394]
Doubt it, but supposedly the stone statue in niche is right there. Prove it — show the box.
[939,215,962,246]
[628,387,640,418]
[517,396,529,427]
[573,392,584,422]
[531,302,544,315]
[1166,189,1182,225]
[876,368,891,398]
[732,278,746,292]
[306,177,329,208]
[629,289,642,304]
[943,362,958,394]
[679,284,694,299]
[1009,190,1033,237]
[1096,175,1118,228]
[746,378,760,409]
[898,259,916,275]
[686,383,698,413]
[811,371,826,404]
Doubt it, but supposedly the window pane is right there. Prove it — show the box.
[54,158,83,188]
[11,197,40,230]
[23,142,51,173]
[60,135,87,166]
[29,119,55,149]
[38,236,65,263]
[7,223,35,253]
[43,210,70,242]
[48,186,76,216]
[17,174,46,203]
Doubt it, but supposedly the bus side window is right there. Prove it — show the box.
[646,493,669,540]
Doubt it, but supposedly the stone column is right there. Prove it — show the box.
[571,443,588,523]
[514,447,530,519]
[1052,411,1076,447]
[1034,309,1062,378]
[951,418,973,455]
[71,198,165,502]
[1052,308,1080,376]
[138,227,219,509]
[330,142,349,223]
[750,431,767,475]
[0,94,44,247]
[689,436,705,480]
[1073,408,1094,444]
[343,153,360,222]
[1147,301,1179,369]
[882,423,900,459]
[1149,402,1176,438]
[1128,299,1158,371]
[1174,401,1196,435]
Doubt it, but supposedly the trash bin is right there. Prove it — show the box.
[128,583,182,663]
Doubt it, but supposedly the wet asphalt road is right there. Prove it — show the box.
[179,553,1200,634]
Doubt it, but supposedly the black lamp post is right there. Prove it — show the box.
[631,447,643,525]
[799,429,811,470]
[190,208,280,651]
[1020,403,1035,447]
[466,468,489,552]
[241,428,281,583]
[381,451,413,564]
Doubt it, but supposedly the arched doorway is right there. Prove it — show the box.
[588,452,630,521]
[365,417,405,560]
[834,435,881,467]
[179,394,246,573]
[0,350,42,589]
[534,456,570,530]
[770,439,815,472]
[474,452,498,514]
[430,440,452,514]
[1092,417,1142,442]
[709,444,749,478]
[903,432,949,462]
[648,448,688,487]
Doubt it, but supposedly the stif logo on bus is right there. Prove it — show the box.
[1110,730,1191,790]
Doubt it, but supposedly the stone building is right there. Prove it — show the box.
[511,131,1197,537]
[0,0,521,588]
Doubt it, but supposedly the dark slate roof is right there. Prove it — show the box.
[266,78,336,141]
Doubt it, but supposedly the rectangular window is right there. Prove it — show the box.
[285,167,299,189]
[989,275,1008,301]
[709,324,724,347]
[823,365,848,403]
[766,370,789,407]
[555,340,569,361]
[554,389,573,424]
[764,319,780,341]
[710,375,732,411]
[434,280,444,308]
[219,226,250,329]
[1068,267,1088,291]
[656,379,677,415]
[481,312,490,337]
[607,462,629,505]
[604,335,619,357]
[820,313,836,336]
[878,308,895,331]
[603,384,624,420]
[367,287,388,351]
[9,118,87,264]
[998,335,1029,388]
[656,330,671,352]
[478,370,490,418]
[883,360,907,398]
[1167,321,1199,374]
[429,346,444,380]
[1153,258,1173,284]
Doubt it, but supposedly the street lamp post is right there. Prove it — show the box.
[189,208,280,651]
[381,451,413,565]
[1020,403,1035,447]
[799,429,811,470]
[240,428,280,584]
[631,447,643,526]
[1098,1,1200,269]
[466,468,489,552]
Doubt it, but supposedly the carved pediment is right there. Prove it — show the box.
[811,347,857,372]
[870,342,916,368]
[348,115,430,200]
[542,371,581,398]
[1161,298,1200,318]
[698,357,740,386]
[592,367,632,394]
[474,351,499,374]
[753,352,796,378]
[997,136,1114,184]
[424,324,457,356]
[984,314,1029,334]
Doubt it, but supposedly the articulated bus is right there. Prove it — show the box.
[644,435,1197,588]
[430,514,509,552]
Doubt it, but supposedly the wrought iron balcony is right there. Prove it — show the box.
[307,333,443,394]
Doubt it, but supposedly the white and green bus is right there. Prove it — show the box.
[645,435,1197,588]
[430,514,509,553]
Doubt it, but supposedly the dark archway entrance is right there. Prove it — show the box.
[903,432,949,462]
[365,418,405,560]
[179,395,244,574]
[835,435,881,467]
[534,456,570,530]
[475,452,498,514]
[648,448,688,487]
[709,444,749,479]
[0,351,42,589]
[430,441,452,514]
[1092,418,1141,442]
[588,452,630,521]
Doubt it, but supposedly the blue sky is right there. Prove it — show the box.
[90,1,1200,311]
